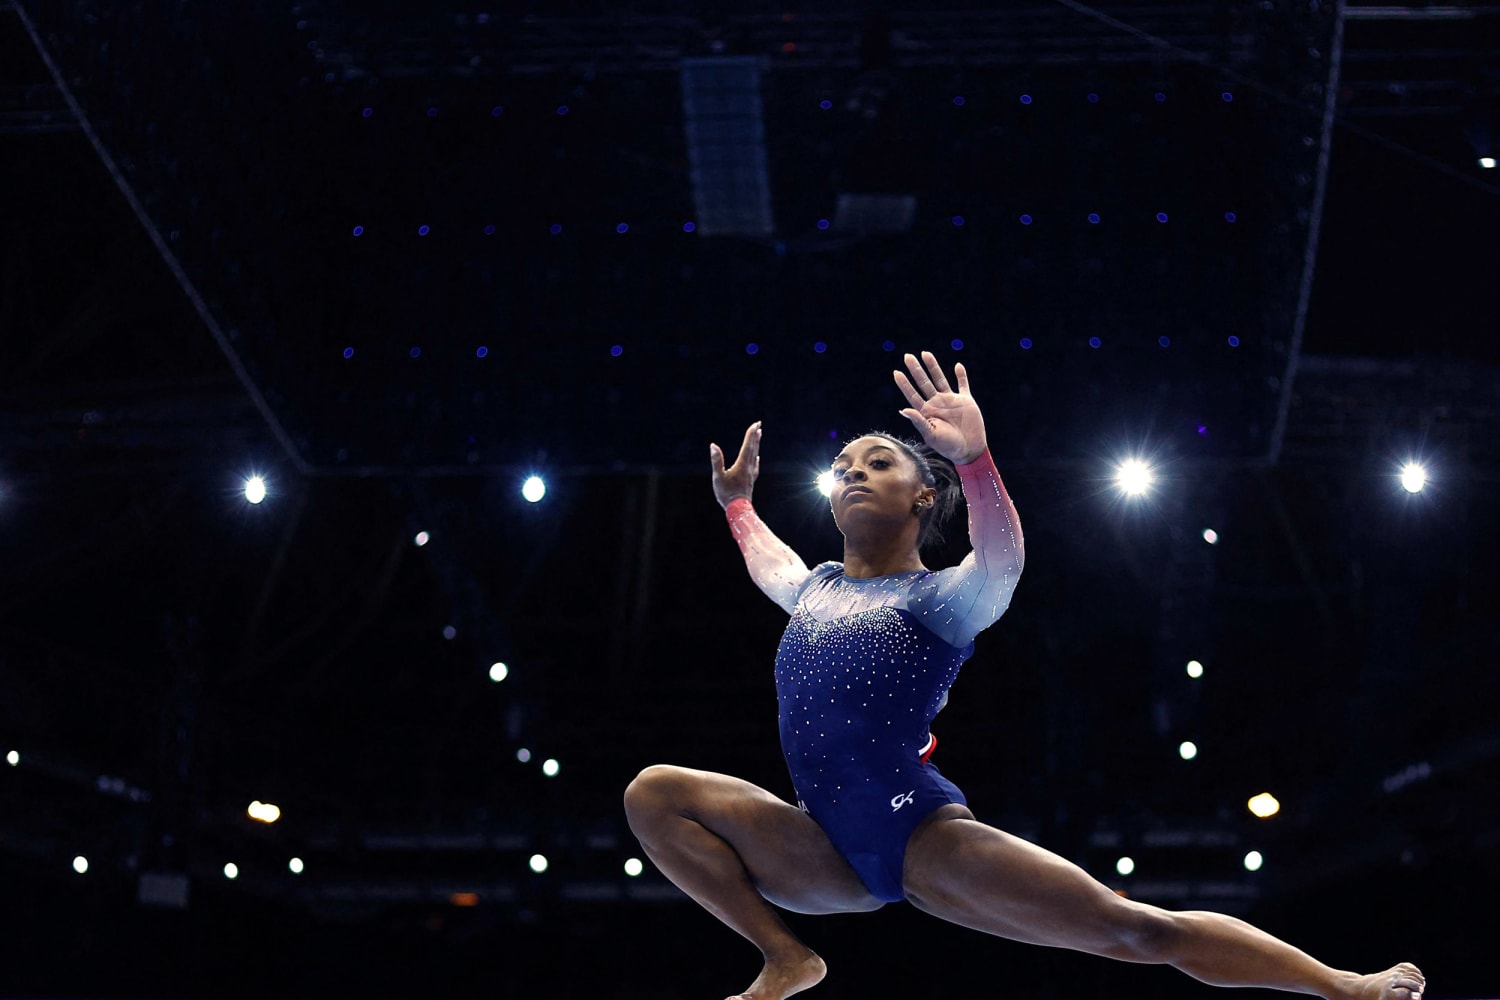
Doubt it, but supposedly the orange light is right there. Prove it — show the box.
[450,892,479,907]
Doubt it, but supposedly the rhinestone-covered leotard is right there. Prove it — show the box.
[724,449,1023,901]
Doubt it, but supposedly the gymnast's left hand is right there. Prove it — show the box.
[894,350,988,465]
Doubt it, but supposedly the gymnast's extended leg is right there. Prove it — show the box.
[902,805,1424,1000]
[624,764,884,1000]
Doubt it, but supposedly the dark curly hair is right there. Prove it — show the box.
[846,431,964,552]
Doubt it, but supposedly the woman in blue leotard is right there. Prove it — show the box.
[624,350,1424,1000]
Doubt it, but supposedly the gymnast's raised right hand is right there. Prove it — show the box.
[710,421,762,509]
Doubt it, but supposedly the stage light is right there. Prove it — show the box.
[1247,792,1281,819]
[1019,214,1033,225]
[1089,337,1102,349]
[1179,741,1198,760]
[289,857,305,874]
[1156,212,1169,223]
[1020,94,1033,105]
[746,342,759,355]
[244,476,267,504]
[414,531,430,547]
[417,225,430,236]
[522,476,547,503]
[529,854,549,873]
[1399,462,1427,494]
[224,862,240,880]
[1244,850,1264,872]
[442,626,457,640]
[1088,213,1100,224]
[817,218,830,230]
[624,858,644,877]
[451,892,479,907]
[490,662,509,682]
[1481,157,1497,169]
[6,750,17,766]
[1116,856,1135,876]
[1186,659,1205,679]
[516,748,532,763]
[951,215,964,227]
[816,471,836,497]
[1202,529,1219,545]
[542,758,561,777]
[1114,458,1154,497]
[814,342,827,354]
[248,801,281,824]
[73,855,89,874]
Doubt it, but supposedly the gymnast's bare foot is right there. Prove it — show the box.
[726,948,827,1000]
[1337,962,1425,1000]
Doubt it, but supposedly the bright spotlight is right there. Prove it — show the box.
[247,801,281,824]
[1186,659,1205,679]
[529,854,549,873]
[542,758,560,777]
[1115,856,1135,876]
[244,476,267,504]
[1202,528,1219,545]
[289,857,305,874]
[223,862,240,880]
[1114,458,1154,497]
[516,748,532,763]
[1399,462,1427,494]
[521,476,547,503]
[5,750,17,766]
[489,662,509,683]
[1247,792,1281,819]
[816,470,836,497]
[624,857,644,877]
[414,531,430,547]
[73,855,89,874]
[1481,157,1497,169]
[1179,741,1198,760]
[1244,850,1264,872]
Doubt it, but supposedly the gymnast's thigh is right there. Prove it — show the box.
[628,763,884,915]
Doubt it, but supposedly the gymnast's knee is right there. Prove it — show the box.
[1102,902,1183,964]
[623,764,688,827]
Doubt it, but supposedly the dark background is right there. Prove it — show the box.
[2,2,1497,998]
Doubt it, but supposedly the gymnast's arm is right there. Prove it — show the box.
[894,351,1025,648]
[711,421,813,615]
[920,449,1025,648]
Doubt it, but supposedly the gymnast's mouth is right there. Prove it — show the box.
[841,486,872,501]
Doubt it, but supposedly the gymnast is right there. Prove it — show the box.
[624,350,1424,1000]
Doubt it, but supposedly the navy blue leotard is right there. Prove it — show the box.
[725,448,1023,903]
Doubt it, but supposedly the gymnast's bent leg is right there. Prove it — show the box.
[624,764,883,1000]
[901,805,1424,1000]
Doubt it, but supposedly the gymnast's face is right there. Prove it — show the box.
[828,436,934,535]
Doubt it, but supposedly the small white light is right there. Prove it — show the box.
[247,801,281,824]
[1116,856,1135,876]
[289,857,305,874]
[522,476,547,503]
[490,662,509,682]
[224,862,240,880]
[244,476,267,504]
[529,854,549,873]
[1244,850,1264,872]
[1248,792,1281,819]
[1186,659,1205,679]
[542,758,560,777]
[1399,462,1427,494]
[816,470,836,497]
[1179,740,1198,760]
[516,748,532,763]
[73,855,89,874]
[1202,528,1219,544]
[5,750,17,766]
[414,531,430,547]
[1114,458,1154,497]
[624,857,644,877]
[1481,156,1497,169]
